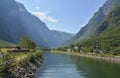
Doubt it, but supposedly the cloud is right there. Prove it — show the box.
[32,11,58,23]
[32,12,47,21]
[35,6,40,10]
[47,16,58,23]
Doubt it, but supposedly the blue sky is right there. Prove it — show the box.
[16,0,107,34]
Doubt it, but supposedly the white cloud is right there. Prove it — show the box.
[32,11,58,23]
[32,12,47,21]
[35,6,40,10]
[47,16,58,23]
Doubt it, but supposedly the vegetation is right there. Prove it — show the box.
[0,53,15,76]
[0,48,43,77]
[56,4,120,56]
[16,50,43,66]
[19,35,36,49]
[0,35,43,77]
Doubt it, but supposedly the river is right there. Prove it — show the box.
[34,51,120,78]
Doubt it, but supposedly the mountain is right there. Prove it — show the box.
[75,4,120,54]
[17,2,50,47]
[72,0,120,43]
[51,30,74,47]
[96,3,120,40]
[17,2,74,48]
[0,0,25,43]
[66,0,120,54]
[0,0,73,48]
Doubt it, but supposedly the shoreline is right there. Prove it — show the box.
[0,50,44,78]
[51,50,120,64]
[11,55,44,78]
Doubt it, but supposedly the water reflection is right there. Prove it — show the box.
[70,55,120,78]
[34,52,86,78]
[35,52,120,78]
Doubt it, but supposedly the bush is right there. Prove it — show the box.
[0,53,15,75]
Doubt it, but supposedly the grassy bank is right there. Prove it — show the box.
[51,50,120,64]
[0,49,44,78]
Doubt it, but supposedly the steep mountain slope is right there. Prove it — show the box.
[0,0,73,48]
[80,4,120,54]
[72,0,120,42]
[66,3,120,54]
[17,2,49,46]
[0,0,25,43]
[96,4,120,39]
[17,2,74,47]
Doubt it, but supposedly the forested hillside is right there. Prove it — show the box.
[61,2,120,55]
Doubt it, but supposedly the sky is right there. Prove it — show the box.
[16,0,107,34]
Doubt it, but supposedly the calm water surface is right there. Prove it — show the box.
[34,52,120,78]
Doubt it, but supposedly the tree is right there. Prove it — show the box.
[19,35,36,49]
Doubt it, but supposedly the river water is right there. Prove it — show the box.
[34,51,120,78]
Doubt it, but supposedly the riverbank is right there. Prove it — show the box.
[0,49,44,78]
[51,50,120,64]
[13,56,44,78]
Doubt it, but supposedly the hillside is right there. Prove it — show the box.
[0,40,16,48]
[64,3,120,55]
[71,0,120,43]
[81,4,120,54]
[96,4,120,36]
[0,0,25,43]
